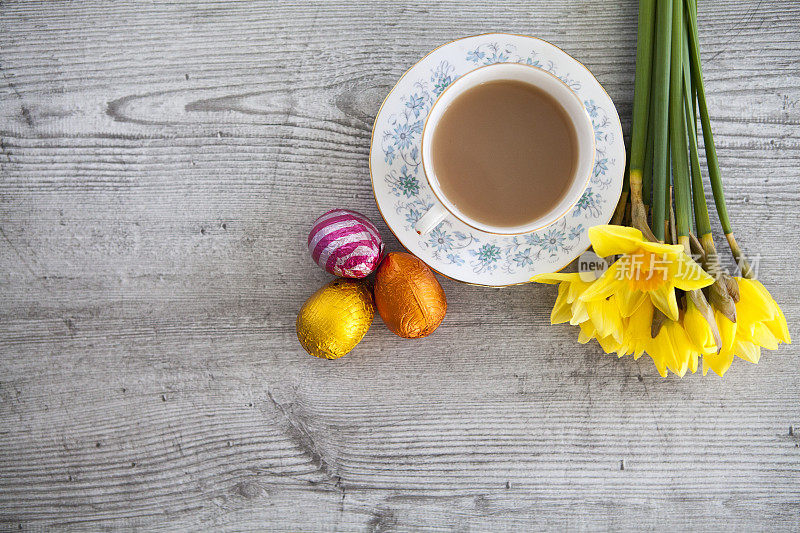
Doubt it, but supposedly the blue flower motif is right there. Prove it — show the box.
[474,243,501,263]
[593,157,608,178]
[470,243,501,272]
[513,249,533,267]
[585,99,599,118]
[430,61,456,96]
[466,49,486,63]
[519,57,542,68]
[384,144,395,164]
[393,123,414,150]
[569,225,584,240]
[539,227,566,253]
[447,253,465,266]
[433,75,452,96]
[410,145,419,163]
[428,227,454,252]
[405,207,424,225]
[486,52,509,64]
[595,127,605,142]
[405,93,425,117]
[397,165,419,197]
[574,188,601,217]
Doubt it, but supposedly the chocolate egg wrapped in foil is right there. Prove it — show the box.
[374,252,447,338]
[308,209,384,278]
[296,278,374,359]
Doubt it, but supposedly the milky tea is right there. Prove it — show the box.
[430,79,580,228]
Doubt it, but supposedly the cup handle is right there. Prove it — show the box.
[415,204,447,235]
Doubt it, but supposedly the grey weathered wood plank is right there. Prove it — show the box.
[1,0,799,531]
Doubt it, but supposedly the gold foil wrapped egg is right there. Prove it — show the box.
[296,278,375,359]
[374,252,447,338]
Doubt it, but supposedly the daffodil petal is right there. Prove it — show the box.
[649,283,679,321]
[649,326,676,377]
[638,240,686,256]
[737,278,774,324]
[672,254,714,291]
[734,339,761,364]
[668,321,697,376]
[747,278,781,318]
[569,301,590,325]
[628,298,654,332]
[661,323,684,377]
[684,301,718,354]
[604,298,625,343]
[751,322,779,350]
[531,272,582,285]
[703,349,734,377]
[715,310,737,354]
[578,263,625,302]
[585,298,624,342]
[550,282,572,324]
[566,279,594,303]
[578,321,597,343]
[765,307,791,344]
[597,334,621,354]
[768,292,790,343]
[588,225,644,257]
[648,352,668,377]
[616,287,647,317]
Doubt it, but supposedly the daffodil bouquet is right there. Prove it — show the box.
[533,0,790,377]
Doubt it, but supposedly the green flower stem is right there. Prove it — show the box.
[629,0,657,236]
[664,136,671,242]
[682,34,711,237]
[651,0,673,242]
[629,0,656,181]
[726,233,755,279]
[685,0,754,278]
[684,0,729,233]
[642,100,655,206]
[680,15,737,317]
[670,0,691,241]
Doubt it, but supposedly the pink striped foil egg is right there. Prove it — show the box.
[308,209,384,278]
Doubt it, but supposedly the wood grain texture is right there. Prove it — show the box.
[1,0,799,530]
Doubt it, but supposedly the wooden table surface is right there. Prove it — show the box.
[2,1,799,531]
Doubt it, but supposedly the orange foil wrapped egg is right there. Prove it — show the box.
[374,252,446,338]
[296,278,375,359]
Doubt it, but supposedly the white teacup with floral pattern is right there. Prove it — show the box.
[415,62,595,236]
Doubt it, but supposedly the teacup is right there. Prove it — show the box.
[414,62,595,236]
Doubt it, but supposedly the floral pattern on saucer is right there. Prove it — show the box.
[370,34,624,286]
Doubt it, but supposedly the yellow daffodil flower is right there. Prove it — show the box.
[579,225,713,321]
[738,278,790,345]
[532,273,592,326]
[616,297,654,358]
[648,316,699,378]
[532,272,624,353]
[684,299,718,356]
[703,277,791,377]
[531,236,789,379]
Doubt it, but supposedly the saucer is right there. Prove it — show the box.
[369,33,624,286]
